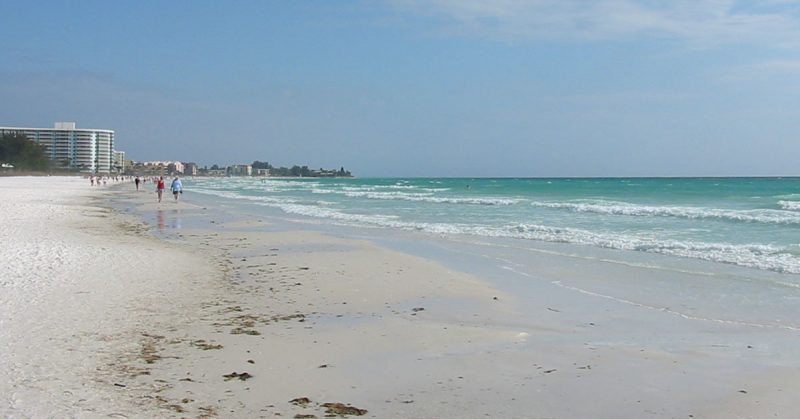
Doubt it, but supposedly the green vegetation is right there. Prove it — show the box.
[252,161,351,177]
[0,132,50,171]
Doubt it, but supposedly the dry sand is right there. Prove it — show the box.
[1,177,220,417]
[2,176,798,418]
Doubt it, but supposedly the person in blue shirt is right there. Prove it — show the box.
[170,177,183,203]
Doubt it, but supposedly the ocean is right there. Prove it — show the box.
[187,177,800,276]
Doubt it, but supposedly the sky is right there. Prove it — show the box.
[1,0,800,177]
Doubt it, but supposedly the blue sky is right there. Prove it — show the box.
[2,0,799,176]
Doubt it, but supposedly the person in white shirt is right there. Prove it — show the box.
[170,177,183,203]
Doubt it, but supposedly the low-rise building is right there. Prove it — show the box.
[113,151,125,173]
[142,160,184,174]
[229,164,252,176]
[183,162,198,176]
[167,162,183,174]
[206,169,227,177]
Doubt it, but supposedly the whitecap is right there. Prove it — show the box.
[531,200,800,224]
[189,185,800,274]
[779,200,800,211]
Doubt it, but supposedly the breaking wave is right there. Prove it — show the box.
[779,200,800,211]
[531,200,800,224]
[192,187,800,274]
[340,190,519,205]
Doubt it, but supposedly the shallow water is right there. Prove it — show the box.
[188,177,800,274]
[150,177,800,335]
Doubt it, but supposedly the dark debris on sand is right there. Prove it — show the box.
[191,339,224,350]
[289,398,367,417]
[322,402,368,416]
[223,371,253,381]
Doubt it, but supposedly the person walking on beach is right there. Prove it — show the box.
[170,176,183,203]
[135,176,141,191]
[156,176,166,202]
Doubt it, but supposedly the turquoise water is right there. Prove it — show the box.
[189,177,800,274]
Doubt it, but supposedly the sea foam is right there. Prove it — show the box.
[192,187,800,274]
[531,200,800,224]
[341,190,519,205]
[779,200,800,211]
[189,177,800,275]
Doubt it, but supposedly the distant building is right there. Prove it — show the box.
[143,160,183,174]
[206,169,227,177]
[229,164,252,176]
[113,151,125,173]
[254,168,270,176]
[167,161,184,174]
[183,162,198,176]
[0,122,118,173]
[311,169,338,177]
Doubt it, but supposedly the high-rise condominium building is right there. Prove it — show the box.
[0,122,116,173]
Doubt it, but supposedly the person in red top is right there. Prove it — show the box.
[156,176,166,202]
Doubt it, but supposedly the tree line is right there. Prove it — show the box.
[0,132,50,171]
[251,161,351,177]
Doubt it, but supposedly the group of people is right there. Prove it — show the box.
[134,175,183,203]
[86,174,184,203]
[89,175,129,186]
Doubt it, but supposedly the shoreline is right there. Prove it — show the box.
[2,176,799,418]
[102,181,521,418]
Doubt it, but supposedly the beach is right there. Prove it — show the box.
[2,176,799,418]
[0,177,222,418]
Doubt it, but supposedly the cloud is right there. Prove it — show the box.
[752,58,800,73]
[390,0,800,47]
[720,58,800,84]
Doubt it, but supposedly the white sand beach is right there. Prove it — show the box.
[0,177,219,417]
[2,176,799,418]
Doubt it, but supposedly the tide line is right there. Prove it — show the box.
[550,280,800,332]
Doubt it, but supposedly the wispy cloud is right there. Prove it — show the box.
[752,58,800,73]
[721,58,800,84]
[390,0,800,47]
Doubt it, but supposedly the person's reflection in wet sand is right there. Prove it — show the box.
[171,209,182,229]
[157,209,165,231]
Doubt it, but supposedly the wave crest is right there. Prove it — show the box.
[189,185,800,275]
[779,200,800,211]
[531,200,800,224]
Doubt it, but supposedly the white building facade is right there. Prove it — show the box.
[113,151,125,173]
[229,164,252,176]
[0,122,116,173]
